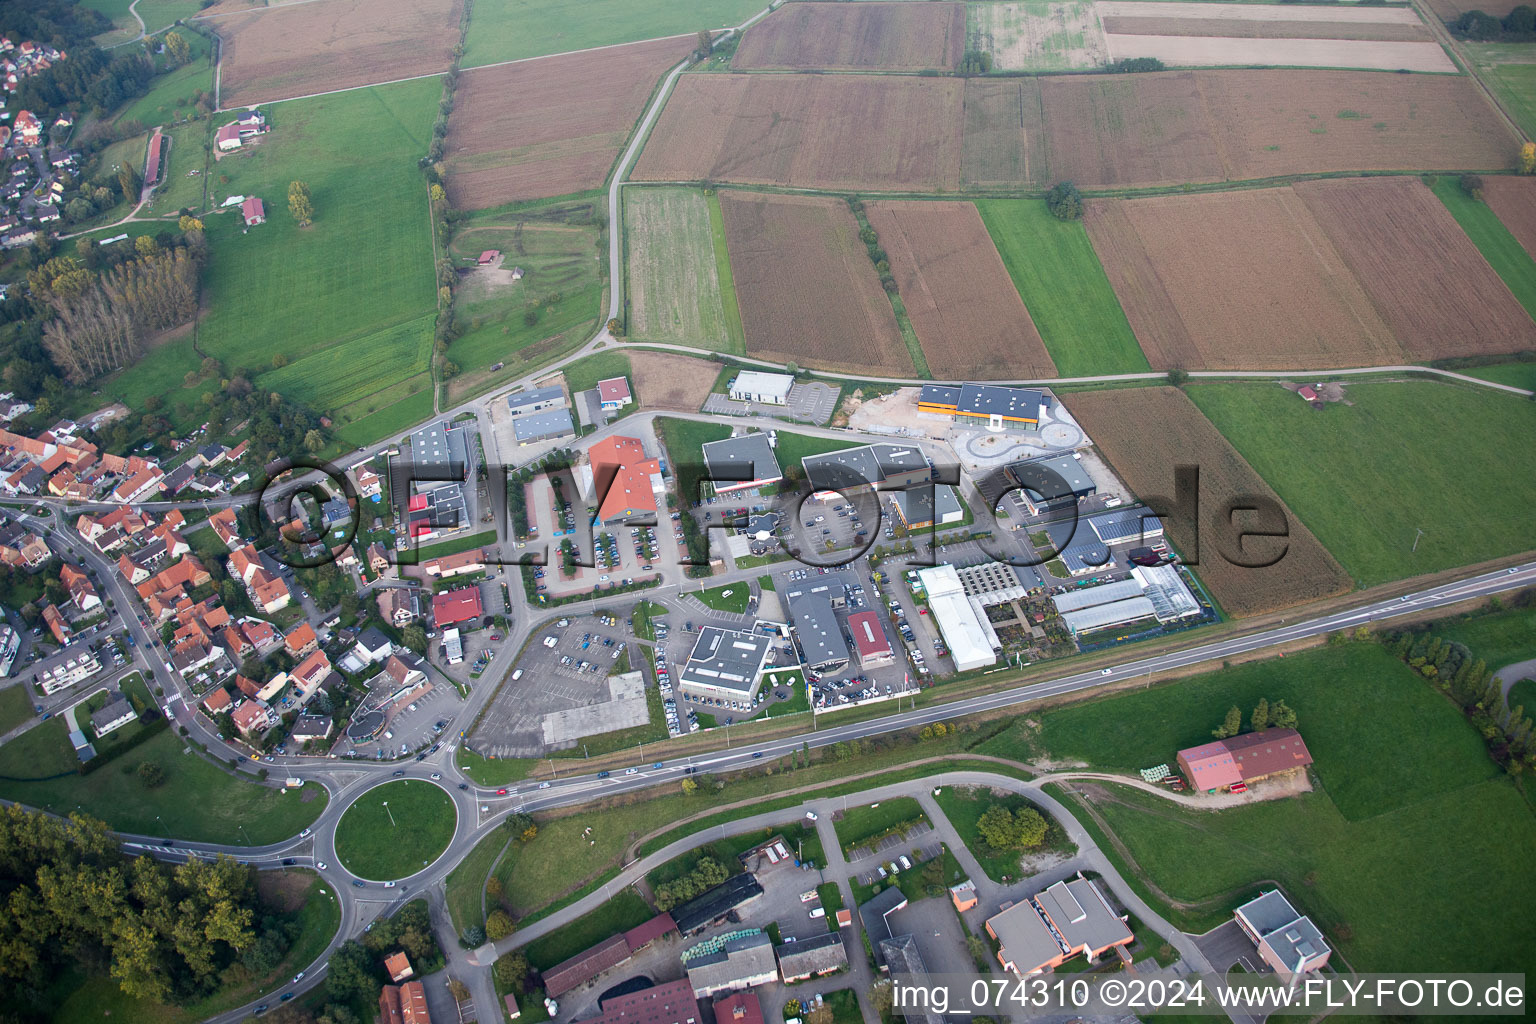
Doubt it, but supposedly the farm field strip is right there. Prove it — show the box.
[624,187,738,351]
[210,0,463,106]
[967,1,1108,72]
[734,2,965,70]
[865,200,1056,379]
[1060,386,1352,617]
[1291,177,1536,361]
[1082,186,1405,370]
[445,36,692,209]
[718,191,914,377]
[1101,35,1455,73]
[1099,18,1431,41]
[458,0,764,69]
[1095,2,1428,25]
[1188,381,1536,586]
[255,314,435,413]
[1430,177,1536,323]
[1480,177,1536,263]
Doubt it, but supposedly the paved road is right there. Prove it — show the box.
[1496,658,1536,703]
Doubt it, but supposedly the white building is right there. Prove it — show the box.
[729,370,793,405]
[38,646,102,694]
[916,564,999,672]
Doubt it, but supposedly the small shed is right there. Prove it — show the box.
[477,249,499,266]
[241,196,265,226]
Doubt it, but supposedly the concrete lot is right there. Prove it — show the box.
[886,896,976,978]
[525,474,671,600]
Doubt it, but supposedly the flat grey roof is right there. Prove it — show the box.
[512,408,575,441]
[890,483,963,525]
[506,385,567,412]
[1088,507,1164,545]
[1006,453,1094,499]
[1035,877,1132,954]
[958,383,1043,419]
[701,433,781,487]
[803,442,928,489]
[786,593,849,671]
[409,420,472,473]
[987,900,1066,975]
[678,626,771,693]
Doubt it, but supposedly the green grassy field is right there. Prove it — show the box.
[1434,603,1536,674]
[1477,59,1536,140]
[693,581,749,613]
[114,79,440,442]
[1187,381,1536,586]
[624,187,742,352]
[445,827,508,934]
[975,199,1149,377]
[444,202,606,403]
[932,785,1068,883]
[560,350,631,396]
[522,888,652,969]
[461,0,764,68]
[1430,176,1536,322]
[137,0,206,34]
[0,726,328,844]
[255,314,434,417]
[141,120,213,216]
[81,0,140,44]
[1463,360,1536,392]
[333,780,457,880]
[115,57,214,130]
[0,685,33,735]
[832,796,924,851]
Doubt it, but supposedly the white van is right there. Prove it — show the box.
[809,907,826,919]
[512,669,524,681]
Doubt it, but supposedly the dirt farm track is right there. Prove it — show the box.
[213,0,463,106]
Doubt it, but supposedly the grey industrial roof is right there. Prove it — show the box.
[678,626,771,693]
[889,483,963,526]
[1236,890,1304,937]
[1034,877,1132,955]
[409,420,471,474]
[512,408,576,442]
[957,383,1043,419]
[1006,453,1094,500]
[1087,507,1164,545]
[878,935,942,1024]
[918,384,960,407]
[803,443,928,490]
[672,874,764,934]
[684,932,776,995]
[1059,536,1112,575]
[1059,596,1158,635]
[786,593,849,671]
[776,931,848,979]
[1051,579,1143,614]
[506,385,567,413]
[701,433,781,488]
[858,886,909,948]
[987,899,1067,975]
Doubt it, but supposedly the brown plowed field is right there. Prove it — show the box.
[1061,387,1352,617]
[1083,188,1403,370]
[718,192,913,377]
[629,350,720,413]
[1482,177,1536,262]
[444,36,691,209]
[214,0,462,106]
[865,201,1056,379]
[733,1,965,70]
[631,74,963,191]
[1039,71,1229,189]
[1293,177,1536,360]
[1100,16,1430,40]
[961,78,1050,186]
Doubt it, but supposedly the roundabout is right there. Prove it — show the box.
[333,779,458,881]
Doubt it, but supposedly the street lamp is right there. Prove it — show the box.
[383,801,396,827]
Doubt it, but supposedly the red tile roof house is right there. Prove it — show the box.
[59,564,101,613]
[284,621,318,658]
[597,376,632,411]
[242,196,265,226]
[384,951,413,982]
[421,547,484,579]
[215,122,242,152]
[210,507,242,548]
[477,249,499,266]
[230,699,270,736]
[432,586,482,627]
[1177,728,1314,793]
[202,686,232,714]
[41,603,70,643]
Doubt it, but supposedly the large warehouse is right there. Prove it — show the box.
[915,564,999,671]
[786,593,850,675]
[1004,453,1096,515]
[677,626,773,702]
[701,433,783,494]
[918,383,1044,432]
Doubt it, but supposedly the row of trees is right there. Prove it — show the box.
[652,856,730,911]
[1211,697,1298,739]
[0,805,282,1009]
[39,242,203,383]
[1449,5,1536,40]
[975,803,1049,850]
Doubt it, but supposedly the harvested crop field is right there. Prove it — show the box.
[718,192,913,377]
[1083,188,1403,371]
[962,78,1050,186]
[624,187,740,351]
[1101,36,1455,73]
[968,1,1109,71]
[628,350,721,413]
[445,36,691,208]
[1482,177,1536,262]
[1097,1,1433,38]
[734,2,965,70]
[213,0,462,106]
[632,74,963,191]
[1291,177,1536,360]
[1061,387,1352,617]
[865,201,1056,379]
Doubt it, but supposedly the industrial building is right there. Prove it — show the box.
[1233,890,1331,984]
[677,626,773,703]
[701,433,782,494]
[985,873,1133,976]
[1087,506,1165,546]
[673,874,764,935]
[786,593,850,675]
[728,371,794,405]
[1177,728,1313,792]
[888,484,965,531]
[847,610,894,668]
[506,385,568,416]
[915,564,999,671]
[512,407,576,446]
[684,931,778,998]
[577,978,701,1024]
[776,932,849,983]
[802,442,930,493]
[918,383,1044,431]
[582,435,665,524]
[952,562,1028,605]
[1052,565,1202,638]
[408,420,474,481]
[1004,453,1096,515]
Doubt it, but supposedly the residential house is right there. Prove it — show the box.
[90,694,137,738]
[597,377,632,411]
[377,587,415,627]
[242,196,264,226]
[290,713,332,744]
[420,548,484,580]
[230,699,270,736]
[41,603,70,643]
[202,687,233,714]
[210,508,242,548]
[355,465,382,500]
[384,952,413,982]
[284,621,318,658]
[59,564,100,613]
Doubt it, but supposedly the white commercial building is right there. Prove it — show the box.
[917,564,999,672]
[729,370,794,405]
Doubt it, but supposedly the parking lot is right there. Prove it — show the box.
[467,610,649,757]
[524,474,671,599]
[332,677,462,762]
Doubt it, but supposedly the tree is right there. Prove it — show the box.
[1270,700,1298,730]
[494,950,528,992]
[461,925,485,947]
[1460,174,1485,202]
[1521,142,1536,175]
[485,910,515,941]
[118,160,142,203]
[325,941,378,1005]
[1249,697,1270,733]
[164,31,192,67]
[1213,705,1242,739]
[1045,181,1083,221]
[975,804,1048,849]
[695,29,713,59]
[680,777,698,794]
[288,181,314,227]
[303,429,325,453]
[137,761,164,788]
[402,625,427,654]
[429,183,447,208]
[179,215,205,233]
